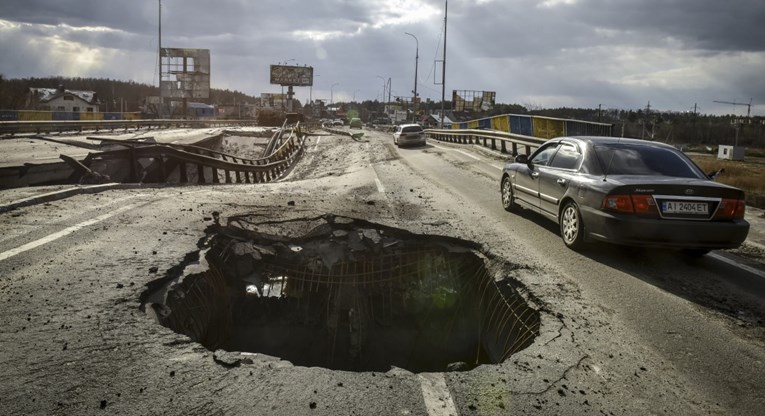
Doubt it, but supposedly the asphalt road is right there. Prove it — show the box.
[0,127,763,415]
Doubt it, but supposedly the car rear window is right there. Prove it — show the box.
[402,126,423,133]
[593,143,704,178]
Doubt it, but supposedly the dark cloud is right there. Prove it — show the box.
[0,0,763,115]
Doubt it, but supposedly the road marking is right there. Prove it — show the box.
[709,252,765,279]
[0,203,137,262]
[314,137,322,151]
[431,144,503,171]
[374,177,386,193]
[418,373,458,416]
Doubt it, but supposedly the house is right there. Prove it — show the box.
[27,85,101,113]
[424,113,454,128]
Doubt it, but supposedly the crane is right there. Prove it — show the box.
[713,98,753,118]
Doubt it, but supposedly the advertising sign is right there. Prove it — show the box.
[270,65,314,87]
[453,90,496,112]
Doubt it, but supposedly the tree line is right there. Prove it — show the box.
[2,75,761,146]
[0,75,260,113]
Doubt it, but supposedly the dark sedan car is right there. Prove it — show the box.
[500,136,750,255]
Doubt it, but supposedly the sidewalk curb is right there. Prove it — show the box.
[0,183,145,213]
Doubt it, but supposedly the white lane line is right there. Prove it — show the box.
[314,137,322,151]
[374,176,386,193]
[418,373,458,416]
[709,253,765,280]
[431,144,503,171]
[0,203,137,262]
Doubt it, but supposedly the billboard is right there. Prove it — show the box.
[160,48,210,99]
[452,90,496,112]
[270,65,314,87]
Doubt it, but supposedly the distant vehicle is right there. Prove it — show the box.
[393,124,427,147]
[349,118,363,129]
[500,136,749,255]
[332,119,344,127]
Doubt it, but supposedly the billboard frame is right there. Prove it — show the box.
[452,90,496,112]
[160,48,210,100]
[270,65,314,87]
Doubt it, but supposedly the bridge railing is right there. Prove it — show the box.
[425,128,547,157]
[84,128,305,184]
[0,119,259,135]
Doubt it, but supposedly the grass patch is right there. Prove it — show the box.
[689,154,765,209]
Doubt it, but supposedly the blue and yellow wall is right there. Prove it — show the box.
[0,111,142,122]
[450,114,612,139]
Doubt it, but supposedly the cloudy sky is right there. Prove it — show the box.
[1,0,764,116]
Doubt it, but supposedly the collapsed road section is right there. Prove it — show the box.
[141,215,540,373]
[0,121,307,189]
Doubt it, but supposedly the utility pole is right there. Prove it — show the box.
[405,32,419,124]
[714,98,756,147]
[386,78,392,120]
[641,101,651,140]
[713,98,753,118]
[158,0,163,118]
[331,83,339,105]
[440,1,448,128]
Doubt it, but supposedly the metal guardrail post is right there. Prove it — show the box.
[424,128,545,157]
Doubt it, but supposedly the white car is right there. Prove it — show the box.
[393,124,426,147]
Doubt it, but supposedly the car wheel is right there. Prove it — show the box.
[560,201,585,250]
[501,176,516,212]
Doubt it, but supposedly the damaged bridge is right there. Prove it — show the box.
[0,120,308,188]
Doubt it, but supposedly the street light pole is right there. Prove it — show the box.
[310,74,320,104]
[405,32,419,123]
[376,75,387,115]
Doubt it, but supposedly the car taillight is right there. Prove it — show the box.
[713,198,746,219]
[602,194,659,216]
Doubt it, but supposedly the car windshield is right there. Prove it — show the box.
[594,143,704,178]
[402,126,422,133]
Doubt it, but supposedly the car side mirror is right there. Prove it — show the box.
[707,168,724,180]
[515,154,528,164]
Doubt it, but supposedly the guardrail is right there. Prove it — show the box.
[0,119,259,135]
[425,128,547,156]
[322,125,366,141]
[0,119,308,188]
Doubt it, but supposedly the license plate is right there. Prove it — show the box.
[662,201,708,215]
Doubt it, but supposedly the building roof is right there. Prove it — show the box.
[426,113,453,125]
